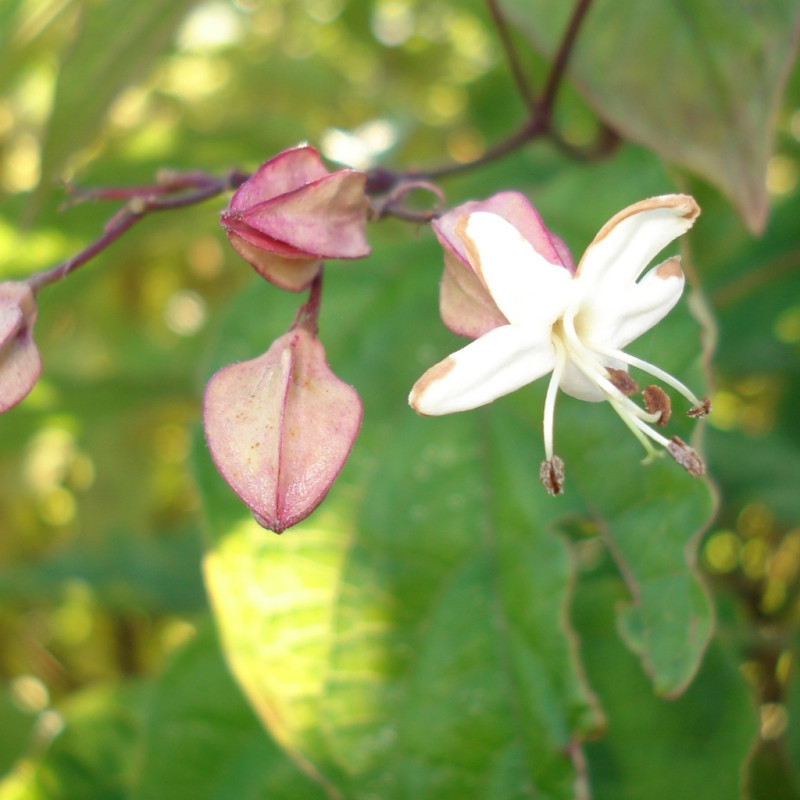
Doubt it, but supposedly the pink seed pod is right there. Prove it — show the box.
[220,145,370,292]
[203,327,362,533]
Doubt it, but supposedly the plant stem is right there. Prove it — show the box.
[27,170,247,292]
[536,0,594,127]
[379,0,597,184]
[293,271,323,335]
[485,0,536,113]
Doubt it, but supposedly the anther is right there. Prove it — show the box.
[607,368,639,396]
[687,396,712,418]
[540,456,565,495]
[642,385,671,426]
[667,436,705,477]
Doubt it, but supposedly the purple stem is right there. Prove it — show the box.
[292,271,323,335]
[27,170,248,293]
[486,0,536,113]
[374,0,596,184]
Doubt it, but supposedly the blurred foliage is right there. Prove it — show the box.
[0,0,799,798]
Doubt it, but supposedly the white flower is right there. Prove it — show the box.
[409,194,709,494]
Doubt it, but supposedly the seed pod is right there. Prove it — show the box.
[0,282,41,413]
[204,328,362,532]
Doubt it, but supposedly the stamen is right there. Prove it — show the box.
[687,396,712,418]
[560,313,660,425]
[557,307,702,473]
[543,339,567,460]
[642,385,671,426]
[607,368,639,396]
[667,436,705,476]
[609,397,669,462]
[540,456,565,495]
[600,348,704,409]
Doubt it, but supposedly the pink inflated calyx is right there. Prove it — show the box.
[203,286,362,533]
[0,281,41,413]
[220,145,370,292]
[432,191,574,339]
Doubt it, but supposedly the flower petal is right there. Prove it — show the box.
[608,257,686,349]
[579,256,686,351]
[0,303,23,343]
[576,194,700,295]
[203,328,362,533]
[409,323,555,415]
[457,212,573,327]
[222,216,310,257]
[229,145,329,211]
[435,193,574,338]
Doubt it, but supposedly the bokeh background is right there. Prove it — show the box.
[1,1,800,797]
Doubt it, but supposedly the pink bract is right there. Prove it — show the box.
[0,281,41,413]
[203,327,362,533]
[220,145,370,292]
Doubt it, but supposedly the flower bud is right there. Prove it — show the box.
[220,145,370,292]
[432,191,574,338]
[203,327,362,533]
[0,281,41,413]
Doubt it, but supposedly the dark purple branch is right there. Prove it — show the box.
[368,178,445,222]
[27,169,248,293]
[369,0,597,188]
[486,0,536,112]
[535,0,594,127]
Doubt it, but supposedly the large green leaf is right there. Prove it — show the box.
[500,0,800,232]
[133,622,328,800]
[200,405,603,800]
[575,573,756,800]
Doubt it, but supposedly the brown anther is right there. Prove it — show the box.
[540,456,565,496]
[642,384,671,426]
[607,368,639,396]
[687,396,711,418]
[667,436,705,477]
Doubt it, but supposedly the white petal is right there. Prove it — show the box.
[582,257,686,351]
[409,324,555,415]
[611,257,686,348]
[457,212,573,327]
[558,359,612,402]
[576,195,699,296]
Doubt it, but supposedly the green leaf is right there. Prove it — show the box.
[575,573,756,800]
[200,410,603,800]
[0,687,37,777]
[500,0,800,232]
[133,622,328,800]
